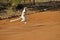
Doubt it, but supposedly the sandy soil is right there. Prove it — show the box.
[0,10,60,40]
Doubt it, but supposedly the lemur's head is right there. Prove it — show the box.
[23,7,27,11]
[22,7,27,13]
[24,7,27,9]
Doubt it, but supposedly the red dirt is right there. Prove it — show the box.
[0,10,60,40]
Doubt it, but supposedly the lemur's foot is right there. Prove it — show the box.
[24,22,27,24]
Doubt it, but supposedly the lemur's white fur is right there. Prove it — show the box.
[10,7,27,24]
[20,7,26,22]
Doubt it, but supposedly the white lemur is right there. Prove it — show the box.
[10,7,27,24]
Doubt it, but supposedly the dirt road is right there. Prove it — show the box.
[0,10,60,40]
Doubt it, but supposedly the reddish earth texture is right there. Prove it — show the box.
[0,10,60,40]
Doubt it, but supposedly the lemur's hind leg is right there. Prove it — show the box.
[20,16,27,24]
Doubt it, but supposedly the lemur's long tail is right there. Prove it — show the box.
[10,18,21,22]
